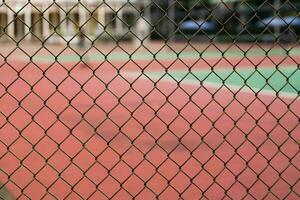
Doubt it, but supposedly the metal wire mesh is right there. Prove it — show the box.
[0,0,299,199]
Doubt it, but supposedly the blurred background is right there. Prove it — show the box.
[0,0,299,44]
[153,0,300,43]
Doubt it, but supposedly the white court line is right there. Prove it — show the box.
[123,72,299,100]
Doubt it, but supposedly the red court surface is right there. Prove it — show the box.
[0,42,300,199]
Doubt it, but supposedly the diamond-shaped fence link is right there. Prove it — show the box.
[0,0,299,199]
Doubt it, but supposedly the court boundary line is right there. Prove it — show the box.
[123,72,299,100]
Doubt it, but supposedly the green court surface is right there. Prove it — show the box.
[26,45,300,97]
[127,66,300,96]
[31,46,300,63]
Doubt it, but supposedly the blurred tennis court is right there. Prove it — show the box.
[0,41,300,199]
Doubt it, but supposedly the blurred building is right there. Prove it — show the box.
[0,0,150,43]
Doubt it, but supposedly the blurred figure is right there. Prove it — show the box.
[78,30,89,67]
[134,17,149,47]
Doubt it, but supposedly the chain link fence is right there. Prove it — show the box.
[0,0,300,199]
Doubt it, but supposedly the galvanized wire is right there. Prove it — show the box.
[0,0,299,199]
